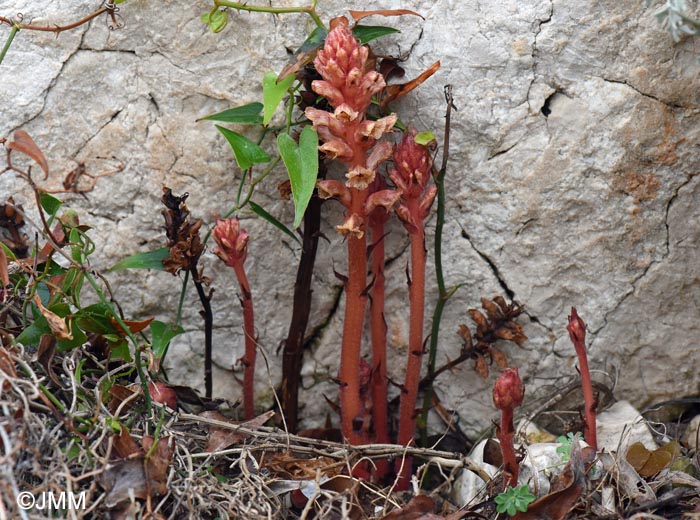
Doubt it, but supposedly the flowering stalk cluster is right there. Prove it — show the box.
[212,217,257,420]
[306,19,398,445]
[493,367,525,490]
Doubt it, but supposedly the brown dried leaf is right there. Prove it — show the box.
[0,346,17,390]
[100,458,147,507]
[626,441,680,478]
[142,435,173,497]
[348,9,424,22]
[381,495,435,519]
[109,316,154,337]
[108,384,139,415]
[202,410,275,452]
[113,427,143,459]
[36,334,61,386]
[482,438,504,468]
[7,130,49,179]
[33,293,72,339]
[379,61,440,109]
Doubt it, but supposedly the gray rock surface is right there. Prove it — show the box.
[1,0,699,438]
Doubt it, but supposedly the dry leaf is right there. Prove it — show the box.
[626,441,680,478]
[100,458,148,507]
[36,335,61,386]
[108,384,139,414]
[0,346,17,390]
[202,410,275,452]
[7,130,50,179]
[379,61,440,109]
[142,436,173,497]
[33,293,72,339]
[110,316,154,337]
[113,427,143,459]
[381,495,435,519]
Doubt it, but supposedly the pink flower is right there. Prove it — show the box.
[312,20,385,113]
[304,21,396,167]
[212,217,249,267]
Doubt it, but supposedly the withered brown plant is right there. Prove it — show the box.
[160,188,214,398]
[458,296,527,378]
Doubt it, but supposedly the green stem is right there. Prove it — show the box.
[83,270,152,412]
[214,0,325,29]
[0,24,19,66]
[419,86,454,446]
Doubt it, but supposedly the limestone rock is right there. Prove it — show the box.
[1,0,699,436]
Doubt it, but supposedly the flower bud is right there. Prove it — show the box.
[493,367,524,411]
[567,306,586,346]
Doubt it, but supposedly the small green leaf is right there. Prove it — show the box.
[203,9,228,33]
[109,339,132,361]
[150,321,184,361]
[198,102,264,124]
[262,71,295,126]
[40,192,63,216]
[69,227,83,262]
[494,485,535,517]
[248,201,300,245]
[1,242,16,260]
[352,25,401,44]
[216,126,270,170]
[297,26,327,55]
[277,126,318,228]
[110,247,170,271]
[414,131,436,146]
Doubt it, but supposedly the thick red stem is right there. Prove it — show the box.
[497,407,518,489]
[369,210,389,479]
[396,210,427,488]
[575,342,597,449]
[567,308,597,450]
[339,188,369,444]
[233,262,256,419]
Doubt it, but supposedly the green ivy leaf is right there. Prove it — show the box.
[110,247,170,271]
[216,126,270,170]
[277,126,318,229]
[262,71,295,126]
[198,102,264,124]
[202,10,228,33]
[297,26,327,55]
[40,192,63,217]
[352,25,401,44]
[414,131,436,146]
[150,320,184,361]
[248,201,300,245]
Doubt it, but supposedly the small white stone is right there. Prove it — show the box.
[596,401,657,453]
